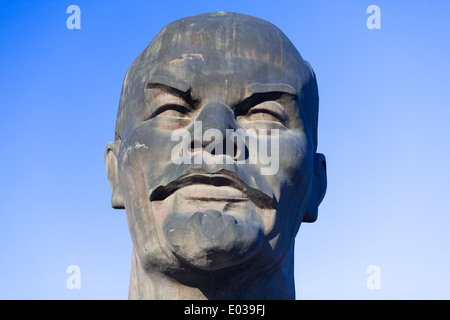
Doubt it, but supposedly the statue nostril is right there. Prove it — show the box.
[190,139,203,151]
[230,140,241,160]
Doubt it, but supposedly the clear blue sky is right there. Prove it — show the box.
[1,0,449,299]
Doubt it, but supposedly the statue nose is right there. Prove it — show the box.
[195,102,237,135]
[190,102,246,160]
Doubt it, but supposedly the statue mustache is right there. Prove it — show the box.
[148,161,276,209]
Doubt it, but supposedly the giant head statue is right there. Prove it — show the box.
[105,12,327,299]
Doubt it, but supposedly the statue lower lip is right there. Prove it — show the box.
[178,184,249,202]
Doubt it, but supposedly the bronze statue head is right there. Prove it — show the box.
[105,12,327,299]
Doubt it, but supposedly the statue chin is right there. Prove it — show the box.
[163,210,263,271]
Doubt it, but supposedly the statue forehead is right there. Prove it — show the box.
[132,12,306,87]
[150,13,294,65]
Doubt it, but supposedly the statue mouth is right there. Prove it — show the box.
[149,168,275,209]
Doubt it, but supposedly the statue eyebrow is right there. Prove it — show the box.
[146,75,192,94]
[232,82,297,115]
[247,82,297,96]
[145,75,197,108]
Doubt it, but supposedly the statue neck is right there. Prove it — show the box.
[128,246,295,300]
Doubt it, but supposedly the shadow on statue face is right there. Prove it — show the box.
[105,12,327,275]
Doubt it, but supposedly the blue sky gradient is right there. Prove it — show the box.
[1,0,449,299]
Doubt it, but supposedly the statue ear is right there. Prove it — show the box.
[303,153,327,222]
[105,141,125,209]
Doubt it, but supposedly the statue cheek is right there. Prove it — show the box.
[274,133,308,175]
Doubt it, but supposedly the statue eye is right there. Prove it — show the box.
[245,101,287,125]
[151,104,191,119]
[247,109,285,123]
